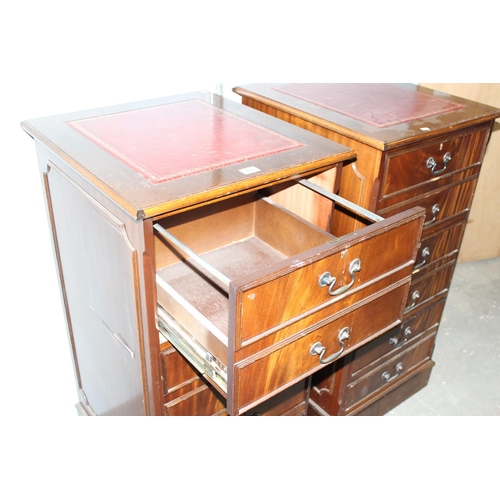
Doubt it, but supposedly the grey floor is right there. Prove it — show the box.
[387,257,500,416]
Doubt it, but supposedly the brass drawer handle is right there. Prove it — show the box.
[310,327,350,365]
[319,258,361,296]
[381,362,404,383]
[414,246,431,270]
[426,152,451,175]
[389,327,412,346]
[423,204,440,228]
[404,290,420,313]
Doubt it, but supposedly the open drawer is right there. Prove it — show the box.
[154,180,425,415]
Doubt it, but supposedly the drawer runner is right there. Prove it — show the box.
[154,224,231,288]
[299,178,384,223]
[157,305,228,394]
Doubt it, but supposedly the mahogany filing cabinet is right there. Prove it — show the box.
[234,83,500,415]
[21,91,428,416]
[21,92,425,416]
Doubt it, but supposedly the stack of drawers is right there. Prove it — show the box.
[234,83,500,415]
[154,189,424,415]
[160,336,310,416]
[22,91,425,416]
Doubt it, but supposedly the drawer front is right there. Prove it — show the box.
[232,208,424,347]
[164,377,309,417]
[231,282,410,414]
[158,202,424,416]
[349,298,446,377]
[379,126,489,202]
[160,344,203,400]
[344,330,437,411]
[352,361,435,416]
[404,261,455,316]
[245,380,309,416]
[378,178,477,235]
[164,384,226,416]
[413,221,466,277]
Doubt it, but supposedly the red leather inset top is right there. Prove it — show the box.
[67,99,304,183]
[273,83,465,128]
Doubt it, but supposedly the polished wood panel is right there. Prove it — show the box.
[22,92,363,416]
[43,161,147,416]
[22,93,354,220]
[380,125,490,201]
[231,208,424,348]
[23,90,438,416]
[161,338,311,416]
[310,329,436,415]
[421,84,500,261]
[234,83,500,415]
[404,262,456,315]
[349,299,446,377]
[165,377,309,416]
[234,84,500,151]
[165,383,226,416]
[308,299,446,415]
[160,343,202,401]
[377,175,478,232]
[235,85,500,235]
[236,96,385,232]
[245,380,309,416]
[234,283,411,413]
[343,330,437,411]
[268,170,340,231]
[155,195,424,415]
[352,361,435,416]
[413,221,466,278]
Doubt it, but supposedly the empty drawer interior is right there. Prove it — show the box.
[154,191,334,358]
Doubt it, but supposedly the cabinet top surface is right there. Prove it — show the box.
[22,92,354,219]
[233,83,500,150]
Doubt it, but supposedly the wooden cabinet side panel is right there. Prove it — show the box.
[43,160,148,415]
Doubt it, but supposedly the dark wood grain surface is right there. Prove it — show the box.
[235,83,499,415]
